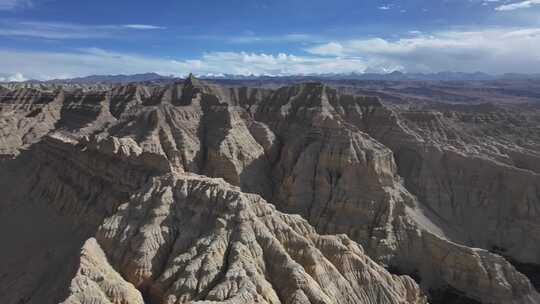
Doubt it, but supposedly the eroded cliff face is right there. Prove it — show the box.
[0,78,539,304]
[334,96,540,264]
[0,81,426,304]
[0,134,426,304]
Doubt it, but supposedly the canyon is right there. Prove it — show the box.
[1,76,539,304]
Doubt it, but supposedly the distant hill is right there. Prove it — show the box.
[44,72,176,84]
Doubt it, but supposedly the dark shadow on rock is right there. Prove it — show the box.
[507,260,540,291]
[428,287,483,304]
[0,149,90,304]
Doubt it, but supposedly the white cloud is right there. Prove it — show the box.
[0,48,189,80]
[307,42,344,56]
[495,0,540,10]
[0,21,166,39]
[179,33,319,44]
[186,52,368,75]
[1,27,539,79]
[306,27,540,73]
[0,48,370,80]
[0,72,26,82]
[378,5,391,10]
[122,24,166,30]
[0,0,31,10]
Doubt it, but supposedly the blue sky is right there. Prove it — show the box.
[0,0,539,80]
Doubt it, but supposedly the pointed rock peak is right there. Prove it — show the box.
[297,81,332,96]
[298,81,334,99]
[302,81,326,89]
[183,73,203,88]
[176,73,206,105]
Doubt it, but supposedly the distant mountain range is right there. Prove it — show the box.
[41,72,175,84]
[11,71,540,84]
[204,71,540,81]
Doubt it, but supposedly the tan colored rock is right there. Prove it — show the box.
[245,82,540,303]
[0,114,426,304]
[95,173,426,304]
[1,77,540,304]
[61,238,145,304]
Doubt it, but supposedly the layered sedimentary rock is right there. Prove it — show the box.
[1,78,540,304]
[336,95,540,264]
[0,131,425,304]
[61,238,145,304]
[95,172,425,304]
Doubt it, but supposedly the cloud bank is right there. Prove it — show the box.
[1,27,539,80]
[495,0,540,11]
[0,48,369,80]
[0,72,26,82]
[306,27,540,74]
